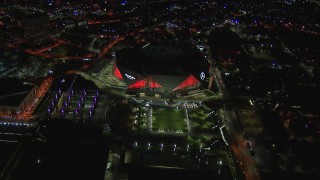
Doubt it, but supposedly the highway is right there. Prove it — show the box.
[222,106,261,180]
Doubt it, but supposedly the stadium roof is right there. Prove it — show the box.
[0,78,35,106]
[116,44,208,77]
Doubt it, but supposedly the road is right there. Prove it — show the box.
[203,36,260,179]
[231,135,260,180]
[222,106,260,180]
[99,36,124,58]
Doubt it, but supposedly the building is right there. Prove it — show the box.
[23,12,50,46]
[113,44,210,97]
[0,79,37,115]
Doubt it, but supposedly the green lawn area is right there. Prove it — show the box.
[189,109,215,133]
[187,135,212,147]
[152,107,187,131]
[190,109,209,121]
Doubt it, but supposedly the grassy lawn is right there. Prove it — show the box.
[152,107,187,131]
[187,135,212,147]
[190,109,209,121]
[189,109,213,133]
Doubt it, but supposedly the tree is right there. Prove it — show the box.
[107,102,135,139]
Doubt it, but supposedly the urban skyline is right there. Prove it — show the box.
[0,0,319,180]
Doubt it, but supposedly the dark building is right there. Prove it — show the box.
[0,78,37,115]
[23,13,50,46]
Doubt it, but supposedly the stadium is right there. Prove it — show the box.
[113,44,210,97]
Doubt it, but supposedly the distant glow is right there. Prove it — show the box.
[121,0,127,5]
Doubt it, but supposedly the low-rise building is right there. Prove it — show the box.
[0,78,38,115]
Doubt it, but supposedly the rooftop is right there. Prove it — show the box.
[0,78,35,106]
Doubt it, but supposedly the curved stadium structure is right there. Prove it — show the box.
[113,44,210,97]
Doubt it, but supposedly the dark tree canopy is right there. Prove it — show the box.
[107,102,135,138]
[208,27,242,56]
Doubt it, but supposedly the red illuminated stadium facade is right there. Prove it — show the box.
[112,45,210,97]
